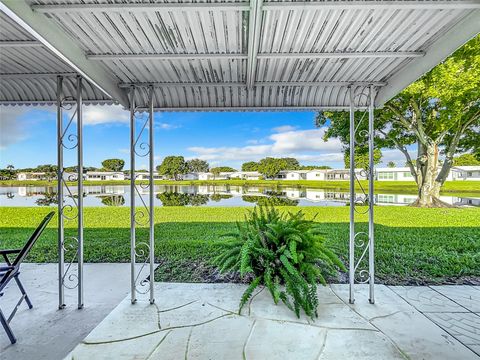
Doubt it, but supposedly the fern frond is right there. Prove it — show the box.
[239,276,262,314]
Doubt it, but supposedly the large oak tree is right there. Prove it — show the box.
[316,35,479,207]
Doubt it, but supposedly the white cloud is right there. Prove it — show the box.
[272,125,297,133]
[0,106,31,149]
[156,122,180,130]
[81,105,129,125]
[188,128,343,164]
[270,129,340,153]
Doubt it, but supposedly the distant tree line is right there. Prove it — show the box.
[4,150,478,183]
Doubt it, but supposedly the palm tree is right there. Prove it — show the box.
[6,165,15,180]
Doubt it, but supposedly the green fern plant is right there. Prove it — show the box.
[214,206,346,319]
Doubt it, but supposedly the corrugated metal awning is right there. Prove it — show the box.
[0,0,479,110]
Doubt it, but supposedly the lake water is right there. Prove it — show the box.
[1,185,479,207]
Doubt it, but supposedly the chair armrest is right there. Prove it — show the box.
[0,249,21,255]
[0,265,14,273]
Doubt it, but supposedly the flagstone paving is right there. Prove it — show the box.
[65,283,480,360]
[1,265,479,359]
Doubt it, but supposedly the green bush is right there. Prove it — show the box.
[214,207,346,319]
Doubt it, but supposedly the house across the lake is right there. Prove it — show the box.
[14,166,480,182]
[84,171,125,181]
[451,166,480,181]
[375,166,480,181]
[17,172,48,181]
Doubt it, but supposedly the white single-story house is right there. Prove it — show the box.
[305,170,328,181]
[374,167,418,181]
[450,166,480,181]
[17,172,47,181]
[230,171,261,180]
[374,167,475,182]
[198,172,234,181]
[182,173,199,181]
[275,170,309,180]
[85,171,125,181]
[325,169,350,180]
[132,172,164,181]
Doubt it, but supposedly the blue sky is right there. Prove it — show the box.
[0,105,404,170]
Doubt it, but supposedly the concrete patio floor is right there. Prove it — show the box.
[67,283,480,360]
[0,263,131,360]
[1,264,479,360]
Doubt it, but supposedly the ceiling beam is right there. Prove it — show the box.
[87,51,423,61]
[0,72,76,79]
[136,106,368,112]
[246,0,263,89]
[0,40,42,47]
[262,0,480,10]
[257,51,424,59]
[0,0,129,107]
[87,53,248,61]
[376,9,480,107]
[0,99,115,105]
[31,3,249,13]
[30,0,480,13]
[119,81,386,88]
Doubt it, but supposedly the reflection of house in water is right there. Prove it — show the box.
[283,189,305,200]
[17,187,56,197]
[375,194,418,205]
[228,186,244,196]
[84,186,126,196]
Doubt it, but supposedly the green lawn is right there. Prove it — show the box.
[1,206,479,285]
[1,179,479,196]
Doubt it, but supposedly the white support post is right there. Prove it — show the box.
[349,86,355,304]
[56,75,84,309]
[148,86,155,304]
[56,75,65,310]
[130,86,137,304]
[368,85,376,304]
[76,75,84,310]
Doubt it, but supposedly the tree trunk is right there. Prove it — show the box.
[412,142,453,208]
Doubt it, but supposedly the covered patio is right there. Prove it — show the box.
[1,264,479,359]
[0,0,479,359]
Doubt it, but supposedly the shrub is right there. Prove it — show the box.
[214,206,346,319]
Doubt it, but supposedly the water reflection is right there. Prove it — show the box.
[99,195,125,207]
[0,185,478,207]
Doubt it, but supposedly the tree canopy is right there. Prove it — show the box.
[241,161,259,171]
[210,166,237,173]
[157,156,187,180]
[453,153,480,166]
[257,157,291,179]
[186,158,209,173]
[102,158,125,172]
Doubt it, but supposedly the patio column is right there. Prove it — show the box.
[56,75,84,309]
[368,85,376,304]
[130,86,155,304]
[348,85,376,304]
[349,86,355,304]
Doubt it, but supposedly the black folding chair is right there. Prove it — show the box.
[0,211,54,344]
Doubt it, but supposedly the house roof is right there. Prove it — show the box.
[1,1,479,110]
[452,166,480,171]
